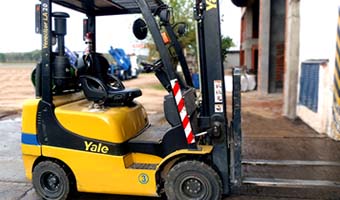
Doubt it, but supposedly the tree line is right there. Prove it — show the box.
[0,50,41,63]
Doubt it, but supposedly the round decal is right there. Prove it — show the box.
[138,173,149,184]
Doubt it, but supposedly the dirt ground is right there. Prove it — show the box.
[1,63,340,199]
[0,63,321,139]
[0,63,35,118]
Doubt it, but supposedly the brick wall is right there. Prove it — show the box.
[251,45,259,72]
[276,43,285,85]
[240,50,245,66]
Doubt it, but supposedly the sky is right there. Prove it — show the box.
[299,0,339,62]
[0,0,241,53]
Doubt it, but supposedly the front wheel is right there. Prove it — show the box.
[32,161,71,200]
[164,160,222,200]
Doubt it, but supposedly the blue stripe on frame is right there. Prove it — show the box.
[21,133,39,145]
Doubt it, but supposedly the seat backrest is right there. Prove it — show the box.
[85,53,111,82]
[79,75,108,103]
[79,53,142,106]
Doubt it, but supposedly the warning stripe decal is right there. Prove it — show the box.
[335,8,340,105]
[170,79,195,144]
[331,7,340,138]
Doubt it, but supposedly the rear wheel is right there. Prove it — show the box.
[32,161,70,200]
[164,160,222,200]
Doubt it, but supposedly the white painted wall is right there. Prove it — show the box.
[298,1,340,138]
[224,52,240,69]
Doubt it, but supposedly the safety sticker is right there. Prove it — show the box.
[214,80,223,103]
[215,104,223,113]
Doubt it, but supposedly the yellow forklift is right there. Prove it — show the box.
[23,0,340,199]
[22,0,239,199]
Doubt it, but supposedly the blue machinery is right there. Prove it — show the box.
[108,46,133,80]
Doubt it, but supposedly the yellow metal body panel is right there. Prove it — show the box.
[55,100,148,143]
[22,99,40,134]
[22,155,39,180]
[42,146,159,196]
[22,144,40,156]
[40,145,213,196]
[21,99,41,181]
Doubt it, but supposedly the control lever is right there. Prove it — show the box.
[140,59,163,73]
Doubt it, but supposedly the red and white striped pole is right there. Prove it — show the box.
[170,79,196,145]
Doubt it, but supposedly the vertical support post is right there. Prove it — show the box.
[195,0,230,194]
[243,8,254,71]
[331,7,340,140]
[283,0,300,119]
[231,67,242,186]
[258,0,271,94]
[199,0,227,117]
[35,4,42,97]
[40,0,52,103]
[87,15,96,52]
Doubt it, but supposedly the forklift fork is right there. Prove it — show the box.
[230,68,340,191]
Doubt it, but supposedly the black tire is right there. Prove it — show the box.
[123,71,129,80]
[33,161,70,200]
[164,160,222,200]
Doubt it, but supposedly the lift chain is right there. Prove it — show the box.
[194,0,206,21]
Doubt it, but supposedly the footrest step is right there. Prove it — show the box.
[128,163,157,170]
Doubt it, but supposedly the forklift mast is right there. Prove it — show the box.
[194,0,230,193]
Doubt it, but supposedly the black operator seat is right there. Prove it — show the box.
[78,53,142,106]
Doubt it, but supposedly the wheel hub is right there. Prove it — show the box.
[47,174,59,189]
[181,176,206,198]
[184,178,202,194]
[42,172,60,192]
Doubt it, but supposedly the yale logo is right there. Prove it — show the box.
[206,0,217,11]
[84,141,109,154]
